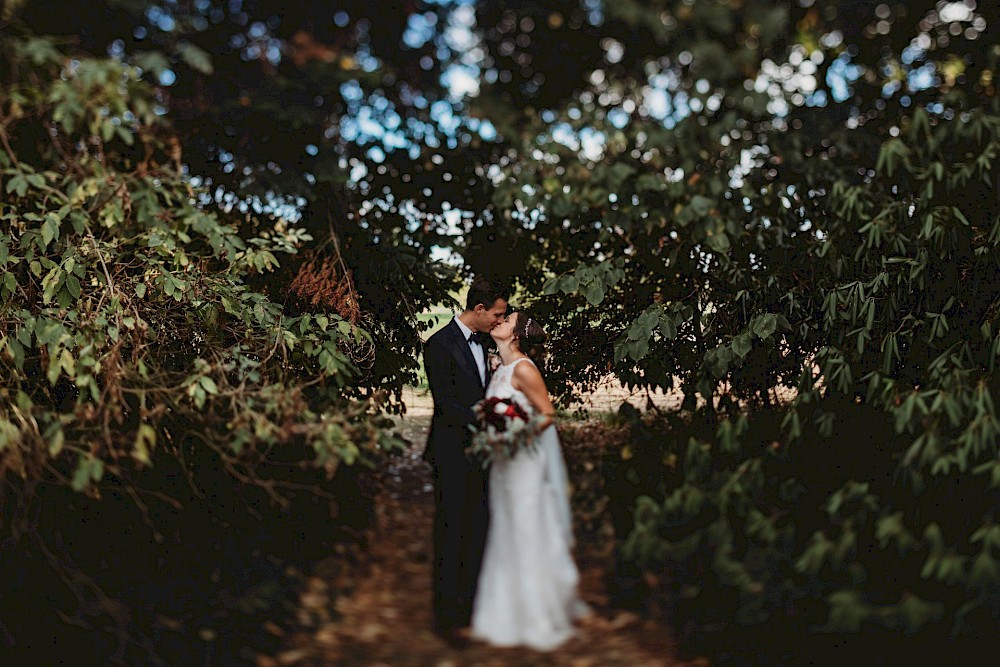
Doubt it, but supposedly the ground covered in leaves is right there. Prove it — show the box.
[262,408,700,667]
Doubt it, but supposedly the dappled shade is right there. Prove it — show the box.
[2,0,999,664]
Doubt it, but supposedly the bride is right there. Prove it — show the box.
[471,310,589,650]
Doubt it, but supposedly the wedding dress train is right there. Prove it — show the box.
[471,358,589,651]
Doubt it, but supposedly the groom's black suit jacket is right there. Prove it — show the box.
[423,319,491,465]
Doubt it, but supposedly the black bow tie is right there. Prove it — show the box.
[467,331,486,345]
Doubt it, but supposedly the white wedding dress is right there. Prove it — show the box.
[471,358,589,650]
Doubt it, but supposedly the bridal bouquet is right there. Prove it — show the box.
[467,396,545,467]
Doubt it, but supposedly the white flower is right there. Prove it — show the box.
[493,401,509,415]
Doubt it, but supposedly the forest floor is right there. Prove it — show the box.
[263,385,701,667]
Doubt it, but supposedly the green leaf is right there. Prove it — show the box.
[613,339,626,364]
[177,42,213,75]
[65,274,81,299]
[705,231,730,254]
[732,333,752,358]
[584,283,605,306]
[690,195,714,216]
[70,461,91,492]
[48,427,65,457]
[659,316,677,340]
[133,424,156,465]
[910,107,930,141]
[70,456,104,492]
[41,215,59,246]
[6,174,27,197]
[752,314,777,339]
[132,50,171,76]
[970,551,999,586]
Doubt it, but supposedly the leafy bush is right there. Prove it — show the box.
[458,2,1000,660]
[0,33,396,662]
[609,107,1000,662]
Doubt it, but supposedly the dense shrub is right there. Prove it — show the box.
[607,107,1000,663]
[462,2,1000,661]
[0,33,396,663]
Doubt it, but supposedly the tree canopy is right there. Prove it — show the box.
[2,0,999,662]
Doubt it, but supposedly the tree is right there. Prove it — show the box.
[461,0,1000,660]
[5,0,999,660]
[8,0,484,403]
[0,22,397,662]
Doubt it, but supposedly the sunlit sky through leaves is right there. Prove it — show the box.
[125,1,989,263]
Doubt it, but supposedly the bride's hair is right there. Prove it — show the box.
[512,311,547,366]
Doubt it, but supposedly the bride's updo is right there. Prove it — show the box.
[513,311,547,366]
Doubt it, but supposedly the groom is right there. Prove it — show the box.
[423,278,509,643]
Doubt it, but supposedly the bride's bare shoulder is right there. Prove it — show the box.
[511,357,543,385]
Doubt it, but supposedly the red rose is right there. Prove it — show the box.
[505,405,518,417]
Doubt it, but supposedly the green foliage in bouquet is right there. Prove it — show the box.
[466,396,547,468]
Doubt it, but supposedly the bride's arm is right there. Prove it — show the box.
[512,362,556,432]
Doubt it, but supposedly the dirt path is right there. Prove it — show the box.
[267,406,695,666]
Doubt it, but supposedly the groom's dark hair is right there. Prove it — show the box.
[465,278,510,311]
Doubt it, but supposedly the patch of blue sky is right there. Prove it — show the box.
[607,107,629,129]
[340,107,390,144]
[671,91,692,120]
[582,0,604,26]
[145,5,175,32]
[643,87,671,119]
[478,120,497,141]
[349,161,368,185]
[908,64,937,92]
[382,126,411,151]
[828,48,934,103]
[265,44,281,66]
[580,128,606,161]
[444,3,478,50]
[248,21,267,39]
[422,0,477,7]
[403,12,437,49]
[882,79,902,97]
[547,123,607,161]
[901,44,923,66]
[805,90,828,107]
[339,73,494,152]
[442,65,480,99]
[340,80,365,103]
[551,123,581,151]
[430,99,462,135]
[826,55,860,103]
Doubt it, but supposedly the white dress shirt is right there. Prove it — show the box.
[454,316,486,386]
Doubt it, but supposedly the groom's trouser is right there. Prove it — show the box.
[431,450,489,632]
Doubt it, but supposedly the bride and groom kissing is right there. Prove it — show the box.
[422,278,589,651]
